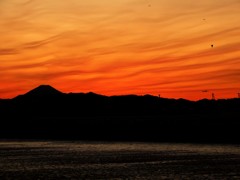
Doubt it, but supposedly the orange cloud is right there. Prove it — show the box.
[0,0,240,100]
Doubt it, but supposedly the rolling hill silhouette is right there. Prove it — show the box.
[0,85,240,143]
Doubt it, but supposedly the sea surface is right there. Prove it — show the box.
[0,141,240,179]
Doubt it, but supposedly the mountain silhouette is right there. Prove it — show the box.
[15,85,63,100]
[1,84,240,143]
[25,85,62,96]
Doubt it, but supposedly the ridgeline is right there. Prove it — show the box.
[0,85,240,143]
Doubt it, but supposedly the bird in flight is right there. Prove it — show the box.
[211,44,214,48]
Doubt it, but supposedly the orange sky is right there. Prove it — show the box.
[1,0,240,100]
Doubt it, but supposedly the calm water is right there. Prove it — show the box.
[0,141,240,179]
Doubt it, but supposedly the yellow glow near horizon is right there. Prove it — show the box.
[1,0,240,100]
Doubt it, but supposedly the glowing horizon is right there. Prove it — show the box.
[1,0,240,100]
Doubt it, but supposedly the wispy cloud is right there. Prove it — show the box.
[0,49,19,55]
[0,0,240,99]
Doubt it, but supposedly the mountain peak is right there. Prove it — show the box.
[24,85,63,97]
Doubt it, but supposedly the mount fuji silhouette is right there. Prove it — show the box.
[19,85,63,98]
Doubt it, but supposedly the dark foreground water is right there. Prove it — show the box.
[0,141,240,179]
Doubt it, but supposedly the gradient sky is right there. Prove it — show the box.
[1,0,240,100]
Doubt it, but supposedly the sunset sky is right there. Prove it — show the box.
[1,0,240,100]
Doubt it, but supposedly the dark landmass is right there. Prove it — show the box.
[0,85,240,143]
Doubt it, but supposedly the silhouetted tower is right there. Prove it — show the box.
[158,94,161,98]
[212,93,215,100]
